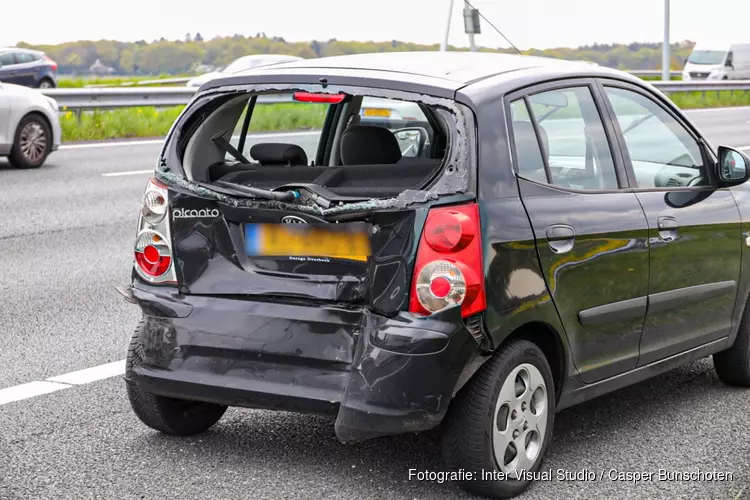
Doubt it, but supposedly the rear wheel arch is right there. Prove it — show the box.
[498,321,567,403]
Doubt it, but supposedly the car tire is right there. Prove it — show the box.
[8,113,52,169]
[441,339,555,499]
[125,319,228,435]
[38,78,56,89]
[714,296,750,386]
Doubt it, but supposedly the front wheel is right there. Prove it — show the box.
[441,339,555,499]
[9,114,52,169]
[714,296,750,386]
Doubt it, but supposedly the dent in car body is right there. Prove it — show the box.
[128,284,478,442]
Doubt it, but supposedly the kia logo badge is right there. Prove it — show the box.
[281,216,307,224]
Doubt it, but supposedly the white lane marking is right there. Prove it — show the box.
[0,359,127,407]
[102,170,153,177]
[0,381,70,406]
[46,360,126,385]
[60,130,320,151]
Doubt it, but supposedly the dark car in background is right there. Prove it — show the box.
[119,51,750,499]
[0,48,58,88]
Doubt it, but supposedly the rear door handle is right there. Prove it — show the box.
[546,224,575,254]
[657,216,679,242]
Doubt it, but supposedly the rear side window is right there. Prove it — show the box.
[0,53,15,66]
[16,53,38,64]
[510,86,619,190]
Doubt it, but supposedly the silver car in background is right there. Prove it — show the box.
[0,82,61,168]
[187,54,304,87]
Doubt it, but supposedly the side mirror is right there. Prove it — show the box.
[716,146,750,187]
[393,127,428,158]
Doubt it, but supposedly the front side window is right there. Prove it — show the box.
[510,86,619,190]
[603,86,709,188]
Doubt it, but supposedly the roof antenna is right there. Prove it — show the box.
[463,0,523,55]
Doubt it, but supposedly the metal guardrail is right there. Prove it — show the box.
[83,77,193,88]
[652,80,750,92]
[41,87,295,109]
[629,70,682,77]
[41,80,750,111]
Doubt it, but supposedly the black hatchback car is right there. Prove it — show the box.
[118,51,750,499]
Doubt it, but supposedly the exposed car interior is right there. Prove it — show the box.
[178,91,453,199]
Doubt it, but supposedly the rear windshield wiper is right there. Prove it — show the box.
[196,180,299,202]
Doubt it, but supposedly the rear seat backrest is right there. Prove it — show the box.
[340,125,402,166]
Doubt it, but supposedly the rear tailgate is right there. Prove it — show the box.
[139,83,477,315]
[169,190,426,315]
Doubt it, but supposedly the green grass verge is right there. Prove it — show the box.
[670,91,750,109]
[59,91,750,142]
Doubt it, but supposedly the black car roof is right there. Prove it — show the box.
[199,51,640,102]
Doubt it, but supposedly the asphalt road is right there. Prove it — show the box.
[2,107,750,500]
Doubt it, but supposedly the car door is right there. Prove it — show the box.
[598,81,742,366]
[13,52,40,87]
[0,87,10,150]
[0,52,22,85]
[507,80,651,384]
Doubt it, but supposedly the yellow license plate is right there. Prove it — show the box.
[362,108,391,117]
[245,223,372,261]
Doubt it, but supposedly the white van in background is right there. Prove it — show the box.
[682,42,750,80]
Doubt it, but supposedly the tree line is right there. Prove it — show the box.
[14,34,696,76]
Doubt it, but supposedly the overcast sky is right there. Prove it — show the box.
[3,0,748,49]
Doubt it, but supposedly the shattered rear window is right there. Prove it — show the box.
[158,84,474,216]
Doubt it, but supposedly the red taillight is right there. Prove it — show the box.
[293,91,345,103]
[134,230,172,277]
[43,55,57,71]
[409,203,486,318]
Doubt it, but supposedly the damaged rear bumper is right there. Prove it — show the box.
[121,284,479,443]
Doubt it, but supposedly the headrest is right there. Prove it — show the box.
[340,125,402,166]
[250,143,308,166]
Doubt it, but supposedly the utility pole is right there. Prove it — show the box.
[440,0,455,51]
[662,0,671,81]
[463,2,480,52]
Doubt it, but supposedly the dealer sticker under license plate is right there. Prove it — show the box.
[245,223,372,261]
